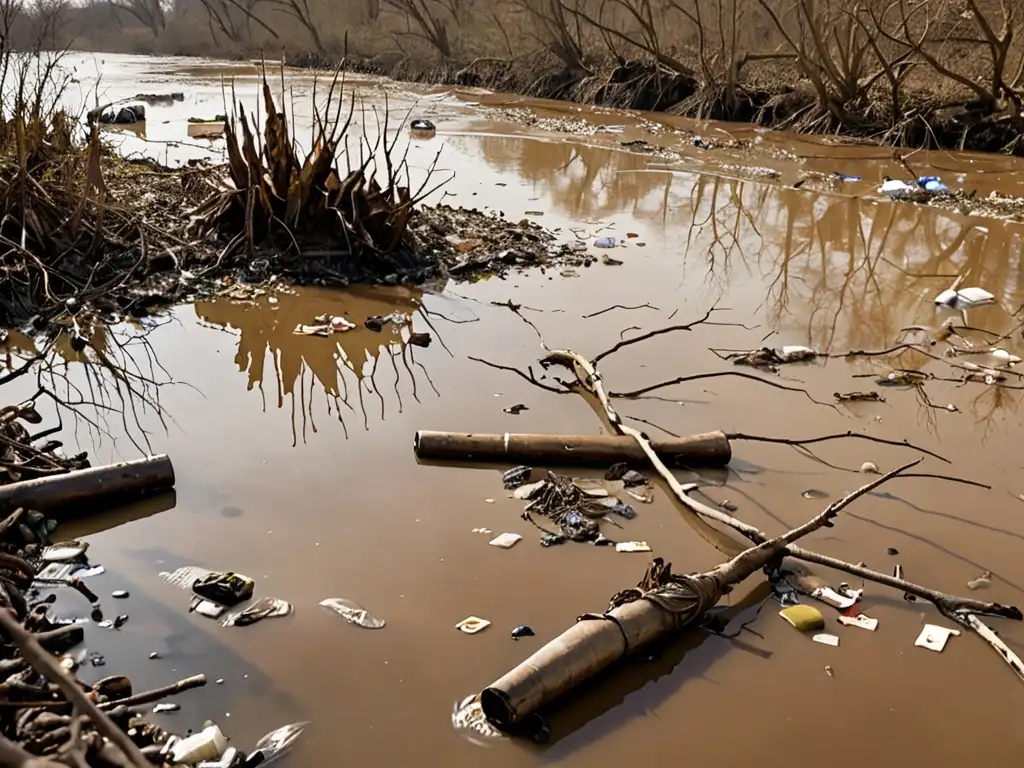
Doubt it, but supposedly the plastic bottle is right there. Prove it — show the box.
[170,722,228,765]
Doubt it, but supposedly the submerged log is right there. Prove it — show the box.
[0,455,175,515]
[413,430,731,468]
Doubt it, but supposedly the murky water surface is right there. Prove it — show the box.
[10,52,1024,765]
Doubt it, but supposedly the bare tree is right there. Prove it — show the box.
[873,0,1024,116]
[107,0,166,37]
[197,0,278,45]
[509,0,590,74]
[758,0,911,124]
[383,0,455,59]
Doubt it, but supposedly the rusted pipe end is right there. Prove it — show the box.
[480,687,515,728]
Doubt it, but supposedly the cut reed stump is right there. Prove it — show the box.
[413,430,731,467]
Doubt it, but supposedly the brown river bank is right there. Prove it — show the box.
[6,52,1024,766]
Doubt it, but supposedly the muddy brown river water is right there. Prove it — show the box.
[8,52,1024,765]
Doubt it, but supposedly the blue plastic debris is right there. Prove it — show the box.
[593,237,617,248]
[833,172,862,182]
[918,175,948,193]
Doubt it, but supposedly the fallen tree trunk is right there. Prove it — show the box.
[413,430,731,467]
[481,464,909,727]
[0,455,175,515]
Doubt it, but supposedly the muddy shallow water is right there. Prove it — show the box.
[11,52,1024,765]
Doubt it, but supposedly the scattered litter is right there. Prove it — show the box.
[35,563,76,583]
[833,172,861,182]
[197,748,237,768]
[860,461,879,474]
[408,332,432,347]
[988,348,1021,364]
[292,324,330,337]
[190,599,226,619]
[88,652,105,667]
[811,585,862,610]
[915,624,960,652]
[503,403,528,415]
[602,255,623,266]
[248,721,308,766]
[934,286,995,309]
[812,633,840,647]
[625,486,654,504]
[879,177,917,198]
[149,652,161,659]
[615,541,651,553]
[471,528,492,535]
[114,614,129,629]
[485,498,495,504]
[456,616,491,634]
[329,316,356,332]
[320,598,385,629]
[410,118,435,131]
[112,590,130,599]
[160,566,216,590]
[524,211,544,216]
[560,269,578,277]
[540,533,567,547]
[779,605,825,631]
[719,500,738,512]
[834,391,885,402]
[511,625,535,639]
[887,547,900,556]
[513,480,546,500]
[626,232,639,238]
[801,489,828,500]
[169,722,228,764]
[592,496,636,519]
[622,470,647,487]
[593,237,617,248]
[489,533,523,549]
[74,565,105,578]
[502,466,533,489]
[824,665,834,677]
[967,571,992,590]
[192,571,254,607]
[918,175,948,193]
[223,597,293,627]
[452,694,505,744]
[40,541,88,562]
[727,346,818,367]
[153,703,180,713]
[837,614,878,631]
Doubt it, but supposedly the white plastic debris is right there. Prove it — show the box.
[879,178,916,198]
[934,286,995,309]
[248,722,308,767]
[191,599,226,619]
[812,633,840,647]
[488,533,522,549]
[513,480,546,500]
[40,541,88,562]
[779,345,818,362]
[170,722,227,764]
[915,624,960,652]
[330,316,356,332]
[615,541,652,553]
[837,613,878,631]
[989,348,1021,365]
[811,586,862,610]
[319,598,386,629]
[456,616,491,634]
[860,461,879,474]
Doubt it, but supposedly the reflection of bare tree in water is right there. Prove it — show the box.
[1,320,174,455]
[192,285,443,444]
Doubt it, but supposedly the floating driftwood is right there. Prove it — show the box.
[0,455,175,515]
[413,430,731,467]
